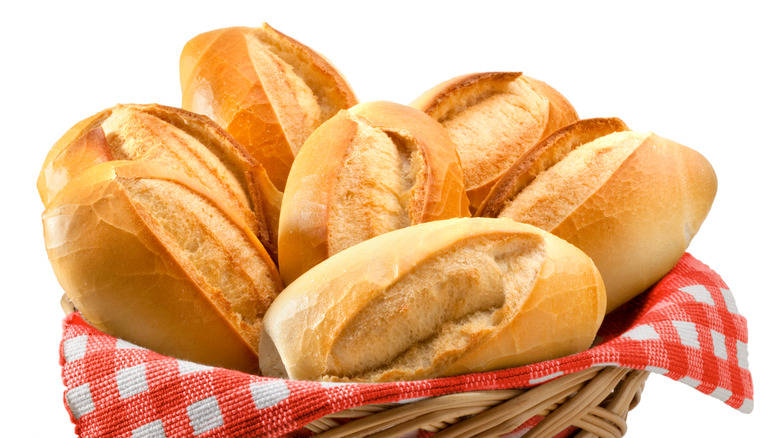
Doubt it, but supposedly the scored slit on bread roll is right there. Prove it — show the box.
[260,217,606,382]
[43,161,283,373]
[479,118,717,312]
[180,23,359,191]
[36,103,282,258]
[411,72,579,211]
[278,101,470,284]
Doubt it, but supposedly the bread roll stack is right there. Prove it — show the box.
[479,118,718,312]
[277,101,470,284]
[411,72,579,212]
[37,22,720,382]
[261,218,606,382]
[180,24,359,192]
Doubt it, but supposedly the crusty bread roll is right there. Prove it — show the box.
[479,118,717,312]
[43,161,283,373]
[260,217,606,382]
[411,72,578,211]
[36,103,282,257]
[277,101,470,284]
[180,24,359,191]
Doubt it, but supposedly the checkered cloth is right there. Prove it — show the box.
[60,253,752,437]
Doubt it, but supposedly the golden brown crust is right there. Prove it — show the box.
[478,118,630,217]
[346,101,471,221]
[521,76,580,139]
[43,161,282,373]
[36,103,282,258]
[180,24,358,191]
[277,101,469,285]
[550,133,717,311]
[261,218,605,382]
[38,125,113,206]
[37,108,114,206]
[409,72,522,122]
[277,112,360,284]
[411,72,578,212]
[258,23,356,119]
[480,122,717,312]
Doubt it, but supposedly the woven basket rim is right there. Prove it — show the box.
[305,366,650,438]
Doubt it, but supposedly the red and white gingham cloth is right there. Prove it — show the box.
[60,253,753,437]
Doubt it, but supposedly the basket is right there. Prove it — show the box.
[306,366,649,438]
[59,254,752,438]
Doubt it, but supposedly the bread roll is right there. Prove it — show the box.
[180,24,359,191]
[261,217,605,382]
[411,72,578,211]
[43,161,283,373]
[277,101,470,284]
[36,103,282,257]
[479,118,717,312]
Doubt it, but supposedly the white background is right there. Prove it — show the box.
[2,1,777,436]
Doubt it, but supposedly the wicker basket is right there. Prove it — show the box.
[305,366,649,438]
